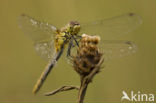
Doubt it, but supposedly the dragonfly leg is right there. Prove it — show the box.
[67,39,73,57]
[76,35,82,39]
[72,36,79,47]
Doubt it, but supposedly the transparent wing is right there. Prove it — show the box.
[80,13,142,40]
[34,40,55,61]
[18,14,57,42]
[18,14,57,60]
[99,40,137,61]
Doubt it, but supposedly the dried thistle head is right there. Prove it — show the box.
[72,34,103,76]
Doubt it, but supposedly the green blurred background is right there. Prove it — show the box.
[0,0,156,103]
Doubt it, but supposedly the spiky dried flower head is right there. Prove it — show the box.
[72,34,103,76]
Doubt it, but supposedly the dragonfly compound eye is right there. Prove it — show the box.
[69,21,81,35]
[69,21,80,26]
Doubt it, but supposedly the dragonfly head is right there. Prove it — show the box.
[68,21,81,35]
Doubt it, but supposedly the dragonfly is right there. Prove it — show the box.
[18,13,142,94]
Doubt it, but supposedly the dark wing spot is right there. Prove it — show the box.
[129,13,135,16]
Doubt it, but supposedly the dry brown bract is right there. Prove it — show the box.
[72,34,103,76]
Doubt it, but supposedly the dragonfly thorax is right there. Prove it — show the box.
[54,21,80,52]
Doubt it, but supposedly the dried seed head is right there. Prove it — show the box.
[72,34,103,76]
[81,34,100,45]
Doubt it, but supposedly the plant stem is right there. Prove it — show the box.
[78,77,88,103]
[77,57,104,103]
